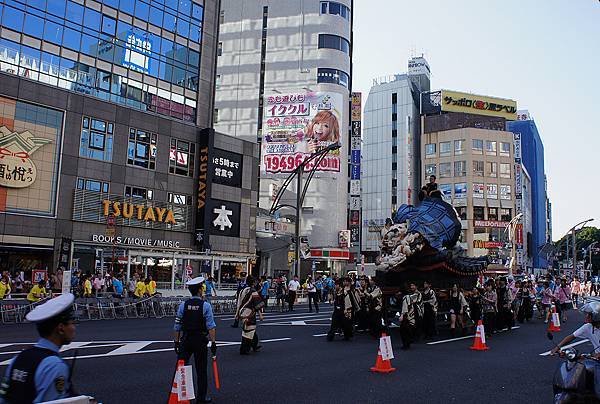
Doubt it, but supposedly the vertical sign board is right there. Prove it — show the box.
[349,92,362,244]
[57,237,72,272]
[513,132,523,270]
[196,128,215,251]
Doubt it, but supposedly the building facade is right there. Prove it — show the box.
[214,0,353,276]
[507,112,551,270]
[0,0,258,288]
[420,90,526,266]
[361,57,430,260]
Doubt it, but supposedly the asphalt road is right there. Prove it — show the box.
[0,304,588,404]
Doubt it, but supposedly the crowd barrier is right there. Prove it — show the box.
[0,294,292,325]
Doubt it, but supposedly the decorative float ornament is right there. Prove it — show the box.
[0,126,52,188]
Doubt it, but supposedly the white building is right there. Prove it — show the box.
[361,58,430,259]
[215,0,353,276]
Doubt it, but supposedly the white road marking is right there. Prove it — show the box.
[313,333,328,337]
[262,323,330,327]
[60,342,91,352]
[0,338,293,365]
[220,312,332,321]
[539,339,590,356]
[427,326,520,345]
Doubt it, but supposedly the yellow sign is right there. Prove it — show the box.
[441,90,517,120]
[0,126,52,188]
[102,200,176,224]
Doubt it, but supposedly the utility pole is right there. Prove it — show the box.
[572,228,577,274]
[295,168,302,278]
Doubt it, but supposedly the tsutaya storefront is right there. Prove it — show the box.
[71,190,252,291]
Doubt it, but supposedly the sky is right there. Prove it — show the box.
[352,0,600,241]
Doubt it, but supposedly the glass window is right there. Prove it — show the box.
[81,34,98,57]
[454,139,465,154]
[473,160,484,176]
[3,6,24,31]
[177,20,190,37]
[425,143,436,156]
[316,68,349,88]
[24,14,44,38]
[192,3,204,21]
[439,162,451,178]
[63,28,81,50]
[190,23,202,43]
[501,208,512,222]
[149,6,164,26]
[329,2,341,15]
[500,163,511,178]
[47,1,66,17]
[439,141,451,155]
[125,186,152,200]
[163,11,177,32]
[119,0,135,15]
[486,184,498,199]
[135,1,150,20]
[456,206,467,220]
[188,50,200,68]
[425,164,436,176]
[43,21,64,44]
[179,0,192,16]
[102,15,116,36]
[66,1,84,25]
[473,207,485,220]
[488,207,498,221]
[103,0,119,8]
[127,128,157,170]
[472,139,483,153]
[169,138,195,176]
[500,185,512,200]
[80,116,113,162]
[500,142,511,156]
[84,8,101,32]
[168,192,190,205]
[320,2,328,14]
[473,183,484,199]
[454,161,466,177]
[488,162,497,177]
[318,34,350,54]
[486,140,497,155]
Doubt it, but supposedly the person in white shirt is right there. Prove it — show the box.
[304,276,319,313]
[287,276,301,312]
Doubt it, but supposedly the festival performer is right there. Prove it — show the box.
[236,277,264,355]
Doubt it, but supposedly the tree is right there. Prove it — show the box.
[554,226,600,260]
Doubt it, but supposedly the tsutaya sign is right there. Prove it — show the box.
[92,234,181,248]
[102,200,176,224]
[0,126,52,188]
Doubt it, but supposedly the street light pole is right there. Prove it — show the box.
[295,168,302,278]
[566,218,594,277]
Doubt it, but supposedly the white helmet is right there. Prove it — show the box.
[580,302,600,323]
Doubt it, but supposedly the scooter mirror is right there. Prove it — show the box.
[547,332,554,341]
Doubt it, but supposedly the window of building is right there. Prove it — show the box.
[488,207,498,221]
[473,160,484,176]
[127,128,157,170]
[169,138,196,177]
[473,183,484,198]
[456,206,467,220]
[500,163,511,178]
[472,139,483,154]
[454,139,465,155]
[454,161,466,177]
[486,184,498,199]
[318,34,350,54]
[213,109,219,124]
[500,142,511,156]
[77,177,109,193]
[425,143,436,157]
[317,68,349,88]
[500,184,512,200]
[216,74,221,89]
[439,141,451,155]
[473,206,485,220]
[125,186,153,200]
[217,42,223,56]
[168,192,191,205]
[79,116,113,162]
[320,1,351,20]
[425,164,436,176]
[487,162,497,177]
[501,208,512,222]
[439,162,451,178]
[486,140,497,155]
[219,10,225,24]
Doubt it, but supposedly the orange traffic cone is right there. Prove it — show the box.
[168,360,190,404]
[548,305,561,332]
[370,333,396,373]
[470,320,489,351]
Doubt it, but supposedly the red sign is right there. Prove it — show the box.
[474,220,509,228]
[473,240,504,249]
[263,153,340,173]
[516,224,523,245]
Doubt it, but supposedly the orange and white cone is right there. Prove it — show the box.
[470,320,489,351]
[548,304,561,332]
[168,360,189,404]
[370,333,396,373]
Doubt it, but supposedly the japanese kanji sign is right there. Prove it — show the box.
[440,89,517,120]
[208,199,240,238]
[261,92,343,174]
[0,126,52,188]
[212,148,243,188]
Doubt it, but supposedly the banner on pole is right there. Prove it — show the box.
[379,335,394,360]
[178,365,195,401]
[62,270,72,295]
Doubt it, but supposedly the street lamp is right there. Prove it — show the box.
[504,213,523,276]
[567,218,594,274]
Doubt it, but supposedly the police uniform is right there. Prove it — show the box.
[174,277,216,403]
[0,294,75,404]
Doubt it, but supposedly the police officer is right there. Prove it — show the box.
[0,293,81,403]
[174,277,217,403]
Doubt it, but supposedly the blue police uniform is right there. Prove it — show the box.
[174,296,216,402]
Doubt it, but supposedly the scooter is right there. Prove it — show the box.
[547,332,600,403]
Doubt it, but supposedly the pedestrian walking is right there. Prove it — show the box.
[468,287,483,324]
[421,281,437,339]
[260,276,270,308]
[327,278,359,341]
[367,277,383,338]
[0,273,11,300]
[0,294,88,403]
[496,278,513,331]
[398,284,418,350]
[556,278,572,323]
[305,276,319,313]
[27,280,47,303]
[482,281,497,338]
[231,273,247,328]
[235,277,264,355]
[173,277,217,403]
[275,278,287,312]
[287,275,301,312]
[570,277,581,309]
[355,278,369,331]
[448,284,468,336]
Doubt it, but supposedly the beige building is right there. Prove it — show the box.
[421,115,516,263]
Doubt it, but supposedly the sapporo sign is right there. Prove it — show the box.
[102,200,176,224]
[441,90,517,120]
[0,126,52,188]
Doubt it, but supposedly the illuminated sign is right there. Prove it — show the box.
[212,148,243,187]
[102,200,176,224]
[441,90,517,120]
[473,240,504,249]
[474,220,509,228]
[92,234,181,248]
[122,31,152,74]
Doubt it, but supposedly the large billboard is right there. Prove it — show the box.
[261,92,343,174]
[441,90,517,120]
